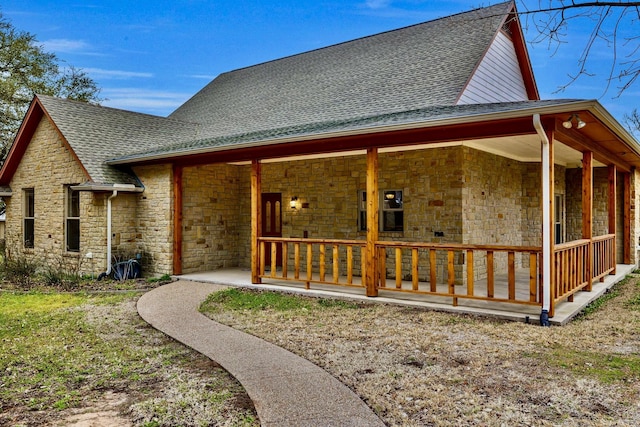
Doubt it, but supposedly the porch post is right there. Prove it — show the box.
[609,165,617,274]
[251,160,262,284]
[624,172,631,264]
[365,147,379,297]
[582,151,593,291]
[172,164,183,275]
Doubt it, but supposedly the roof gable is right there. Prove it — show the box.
[457,30,530,104]
[169,2,520,141]
[0,95,199,187]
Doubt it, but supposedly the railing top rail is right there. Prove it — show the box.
[376,241,542,253]
[592,234,616,242]
[258,237,366,246]
[554,239,590,251]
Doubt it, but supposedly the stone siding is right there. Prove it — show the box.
[3,117,102,274]
[132,165,174,275]
[181,163,244,273]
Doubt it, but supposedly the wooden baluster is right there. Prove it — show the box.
[333,245,339,284]
[379,247,387,288]
[294,242,300,280]
[487,251,494,298]
[429,249,437,292]
[260,241,265,276]
[529,253,537,303]
[270,242,277,278]
[347,245,353,284]
[282,242,288,279]
[448,251,456,306]
[466,250,474,296]
[508,251,515,301]
[361,246,367,288]
[306,243,312,289]
[395,248,403,289]
[412,248,419,291]
[319,244,326,282]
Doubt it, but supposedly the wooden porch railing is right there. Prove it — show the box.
[258,235,617,314]
[375,242,542,307]
[552,234,615,308]
[258,237,366,289]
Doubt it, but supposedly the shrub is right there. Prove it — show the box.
[1,255,40,288]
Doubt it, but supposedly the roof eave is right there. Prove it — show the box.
[107,100,624,166]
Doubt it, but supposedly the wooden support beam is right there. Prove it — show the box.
[365,148,379,297]
[582,151,593,292]
[172,164,183,275]
[609,164,617,274]
[624,172,631,264]
[609,165,617,236]
[251,160,262,283]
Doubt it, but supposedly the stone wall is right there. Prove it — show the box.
[4,117,100,274]
[132,165,174,275]
[181,163,244,273]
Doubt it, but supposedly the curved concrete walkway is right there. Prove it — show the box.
[137,280,385,427]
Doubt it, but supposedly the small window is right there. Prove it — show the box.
[66,186,80,252]
[23,188,34,248]
[358,191,367,232]
[358,189,404,232]
[382,190,403,232]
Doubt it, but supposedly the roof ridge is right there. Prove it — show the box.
[215,1,514,78]
[36,94,197,124]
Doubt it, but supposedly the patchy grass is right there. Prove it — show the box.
[539,347,640,383]
[202,277,640,426]
[203,288,313,312]
[0,290,258,426]
[201,288,363,314]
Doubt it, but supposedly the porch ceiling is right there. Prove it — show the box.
[232,135,604,169]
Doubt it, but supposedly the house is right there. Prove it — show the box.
[0,1,638,321]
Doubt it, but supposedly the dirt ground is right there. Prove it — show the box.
[204,276,640,426]
[4,275,639,426]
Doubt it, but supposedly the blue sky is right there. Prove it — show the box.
[1,0,636,125]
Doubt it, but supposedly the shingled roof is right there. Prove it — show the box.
[1,1,532,186]
[36,95,198,185]
[169,1,516,140]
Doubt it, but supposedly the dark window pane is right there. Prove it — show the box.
[24,218,34,248]
[383,211,403,232]
[25,189,34,217]
[68,189,80,218]
[66,219,80,252]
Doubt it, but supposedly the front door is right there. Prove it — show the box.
[262,193,282,267]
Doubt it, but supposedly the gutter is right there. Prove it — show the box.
[533,114,551,327]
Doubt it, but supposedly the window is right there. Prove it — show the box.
[23,188,34,248]
[381,190,403,232]
[358,191,367,232]
[66,186,80,252]
[358,189,404,232]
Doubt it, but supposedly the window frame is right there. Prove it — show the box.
[23,188,34,249]
[380,189,404,232]
[358,189,404,232]
[65,185,81,252]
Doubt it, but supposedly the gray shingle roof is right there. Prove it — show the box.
[111,99,581,163]
[169,2,514,140]
[35,2,521,179]
[37,95,199,185]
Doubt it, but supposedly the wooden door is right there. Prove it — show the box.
[262,193,282,267]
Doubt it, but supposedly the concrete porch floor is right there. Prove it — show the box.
[178,263,635,325]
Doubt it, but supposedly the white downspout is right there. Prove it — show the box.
[101,190,118,279]
[533,114,551,325]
